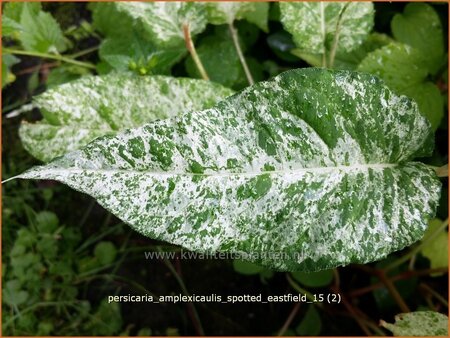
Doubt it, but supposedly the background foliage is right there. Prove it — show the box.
[2,2,448,336]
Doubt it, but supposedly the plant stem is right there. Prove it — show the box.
[163,256,205,336]
[428,163,448,177]
[378,271,410,312]
[277,302,301,336]
[228,22,254,85]
[328,3,350,68]
[330,286,372,336]
[182,23,209,81]
[68,45,99,58]
[348,267,448,297]
[3,48,96,69]
[286,273,322,308]
[386,218,449,271]
[420,283,449,307]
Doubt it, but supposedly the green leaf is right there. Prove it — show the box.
[291,269,333,287]
[91,3,186,74]
[280,2,374,55]
[94,241,117,265]
[35,211,59,233]
[381,311,448,336]
[46,66,84,88]
[3,280,29,307]
[2,54,20,88]
[295,305,321,336]
[3,2,41,23]
[14,68,441,272]
[85,300,122,335]
[206,2,269,31]
[233,259,264,275]
[402,82,444,131]
[358,43,444,130]
[19,73,234,162]
[1,16,23,37]
[18,3,68,53]
[358,43,428,90]
[111,2,207,48]
[99,34,185,75]
[333,33,393,70]
[240,2,269,32]
[391,3,445,75]
[421,219,448,274]
[185,34,244,88]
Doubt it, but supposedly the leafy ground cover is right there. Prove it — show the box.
[2,2,448,336]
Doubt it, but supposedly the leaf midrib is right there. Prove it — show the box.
[23,163,401,178]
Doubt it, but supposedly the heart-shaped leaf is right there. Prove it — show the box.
[14,68,441,272]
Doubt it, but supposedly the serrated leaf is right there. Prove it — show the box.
[421,219,448,274]
[206,2,269,31]
[111,2,207,48]
[19,3,68,53]
[3,2,41,23]
[14,68,441,271]
[19,73,234,162]
[280,2,374,56]
[381,311,448,336]
[391,3,445,75]
[402,83,444,131]
[358,43,428,90]
[91,3,186,74]
[358,43,444,130]
[1,16,23,37]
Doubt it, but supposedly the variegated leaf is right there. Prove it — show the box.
[381,311,448,336]
[205,2,269,31]
[113,2,207,48]
[19,73,234,162]
[15,68,440,271]
[280,2,374,56]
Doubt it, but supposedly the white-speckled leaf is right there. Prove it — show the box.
[112,2,207,48]
[381,311,448,336]
[19,73,234,162]
[15,68,441,272]
[280,2,374,55]
[205,2,269,31]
